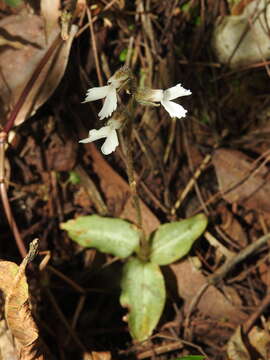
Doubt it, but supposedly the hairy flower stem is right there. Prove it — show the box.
[123,100,149,261]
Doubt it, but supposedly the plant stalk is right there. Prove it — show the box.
[123,99,149,261]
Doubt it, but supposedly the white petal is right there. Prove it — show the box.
[101,129,119,155]
[79,126,111,143]
[83,86,111,102]
[161,100,187,118]
[163,84,191,101]
[98,87,117,120]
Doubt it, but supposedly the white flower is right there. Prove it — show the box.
[136,84,191,119]
[79,120,121,155]
[84,84,117,120]
[83,66,132,120]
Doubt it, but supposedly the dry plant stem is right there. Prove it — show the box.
[0,133,27,257]
[208,233,270,285]
[45,287,88,354]
[185,233,270,334]
[0,34,62,257]
[86,6,103,86]
[171,153,211,215]
[243,291,270,333]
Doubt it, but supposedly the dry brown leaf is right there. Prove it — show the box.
[0,318,18,360]
[249,326,270,360]
[213,149,270,213]
[40,0,61,38]
[91,351,111,360]
[0,242,44,360]
[227,326,251,360]
[169,260,247,324]
[89,143,160,235]
[0,12,77,127]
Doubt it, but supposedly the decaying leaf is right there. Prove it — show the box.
[249,326,270,360]
[0,12,77,127]
[213,149,270,213]
[227,326,251,360]
[0,241,43,360]
[40,0,61,38]
[88,143,160,235]
[169,260,247,324]
[120,257,165,341]
[0,313,18,360]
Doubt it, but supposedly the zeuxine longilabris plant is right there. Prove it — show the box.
[61,66,206,342]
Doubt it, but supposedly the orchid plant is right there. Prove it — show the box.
[62,66,207,343]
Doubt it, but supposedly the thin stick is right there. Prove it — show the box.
[171,153,211,215]
[0,133,27,257]
[0,33,63,257]
[86,7,103,86]
[184,232,270,332]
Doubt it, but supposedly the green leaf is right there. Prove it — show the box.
[61,215,140,258]
[119,48,128,62]
[120,258,165,341]
[150,214,208,265]
[67,171,81,184]
[3,0,22,7]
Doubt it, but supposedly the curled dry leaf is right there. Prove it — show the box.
[0,243,43,360]
[0,12,77,127]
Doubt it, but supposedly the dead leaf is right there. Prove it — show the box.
[0,12,77,127]
[249,326,270,359]
[169,260,247,324]
[91,351,111,360]
[89,143,160,235]
[0,241,44,360]
[213,149,270,213]
[227,326,251,360]
[0,319,18,360]
[40,0,61,38]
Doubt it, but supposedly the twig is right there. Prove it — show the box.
[86,6,103,86]
[0,33,63,257]
[171,153,211,215]
[208,233,270,285]
[243,291,270,333]
[45,288,88,353]
[184,233,270,334]
[0,133,27,257]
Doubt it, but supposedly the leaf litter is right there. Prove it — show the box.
[1,0,270,359]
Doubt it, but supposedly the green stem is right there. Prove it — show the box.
[123,99,149,261]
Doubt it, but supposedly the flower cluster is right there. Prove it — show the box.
[79,66,191,155]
